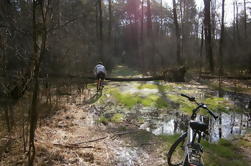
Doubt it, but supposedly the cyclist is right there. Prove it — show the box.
[94,62,107,91]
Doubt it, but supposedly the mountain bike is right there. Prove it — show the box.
[167,94,218,166]
[97,77,104,92]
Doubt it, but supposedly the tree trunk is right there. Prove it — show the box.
[146,0,152,38]
[28,0,48,165]
[146,0,156,71]
[179,0,184,61]
[199,25,204,78]
[219,0,225,75]
[96,1,99,40]
[4,107,10,132]
[211,0,216,40]
[98,0,103,61]
[172,0,181,65]
[140,0,145,71]
[236,1,240,42]
[160,0,163,36]
[108,0,112,41]
[203,0,214,73]
[243,0,247,39]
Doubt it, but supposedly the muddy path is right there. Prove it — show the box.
[1,66,251,166]
[34,87,167,166]
[33,78,251,166]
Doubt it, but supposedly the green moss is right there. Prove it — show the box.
[167,94,195,114]
[141,95,159,107]
[110,89,138,108]
[203,97,231,113]
[159,134,180,144]
[155,97,169,108]
[109,89,170,108]
[111,113,124,123]
[202,139,249,166]
[138,84,158,89]
[98,116,109,125]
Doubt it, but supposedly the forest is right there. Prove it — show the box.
[0,0,251,165]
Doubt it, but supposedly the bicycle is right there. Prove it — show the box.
[167,94,218,166]
[96,77,104,92]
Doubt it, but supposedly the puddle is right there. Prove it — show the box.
[113,81,251,142]
[141,111,250,142]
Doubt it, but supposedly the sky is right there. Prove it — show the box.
[161,0,251,25]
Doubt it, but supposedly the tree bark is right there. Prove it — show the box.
[203,0,214,72]
[98,0,103,61]
[160,0,163,36]
[199,25,204,78]
[140,0,145,71]
[219,0,225,75]
[146,0,152,38]
[179,0,184,61]
[236,1,240,42]
[108,0,112,41]
[172,0,181,65]
[96,1,99,40]
[28,0,48,165]
[243,0,247,39]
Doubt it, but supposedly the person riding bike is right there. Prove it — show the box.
[94,62,107,91]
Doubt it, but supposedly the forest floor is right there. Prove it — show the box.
[1,66,251,166]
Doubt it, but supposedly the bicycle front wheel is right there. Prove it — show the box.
[167,132,187,166]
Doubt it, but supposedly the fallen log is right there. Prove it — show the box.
[200,75,251,80]
[87,76,166,82]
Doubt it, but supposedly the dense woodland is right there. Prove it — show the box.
[0,0,251,165]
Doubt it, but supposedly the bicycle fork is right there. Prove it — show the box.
[183,128,203,166]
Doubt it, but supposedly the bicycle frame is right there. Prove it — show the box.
[167,94,218,166]
[183,120,204,166]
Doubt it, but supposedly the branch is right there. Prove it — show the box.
[53,144,95,149]
[47,13,87,33]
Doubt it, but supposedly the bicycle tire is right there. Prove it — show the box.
[97,78,101,91]
[167,132,187,166]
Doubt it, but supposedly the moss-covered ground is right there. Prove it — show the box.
[88,66,251,166]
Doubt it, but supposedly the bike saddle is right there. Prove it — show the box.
[190,121,208,132]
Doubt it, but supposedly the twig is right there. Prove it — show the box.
[110,131,136,139]
[53,144,95,149]
[69,136,108,145]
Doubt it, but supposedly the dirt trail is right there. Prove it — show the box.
[35,87,167,166]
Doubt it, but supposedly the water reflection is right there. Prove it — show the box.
[141,112,250,142]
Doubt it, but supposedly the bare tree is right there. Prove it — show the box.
[243,0,247,39]
[28,0,50,165]
[98,0,103,60]
[108,0,112,41]
[146,0,153,38]
[219,0,225,75]
[140,0,145,70]
[199,24,204,77]
[203,0,214,72]
[172,0,182,65]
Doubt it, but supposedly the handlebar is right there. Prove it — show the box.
[181,93,195,102]
[180,94,218,120]
[205,107,218,119]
